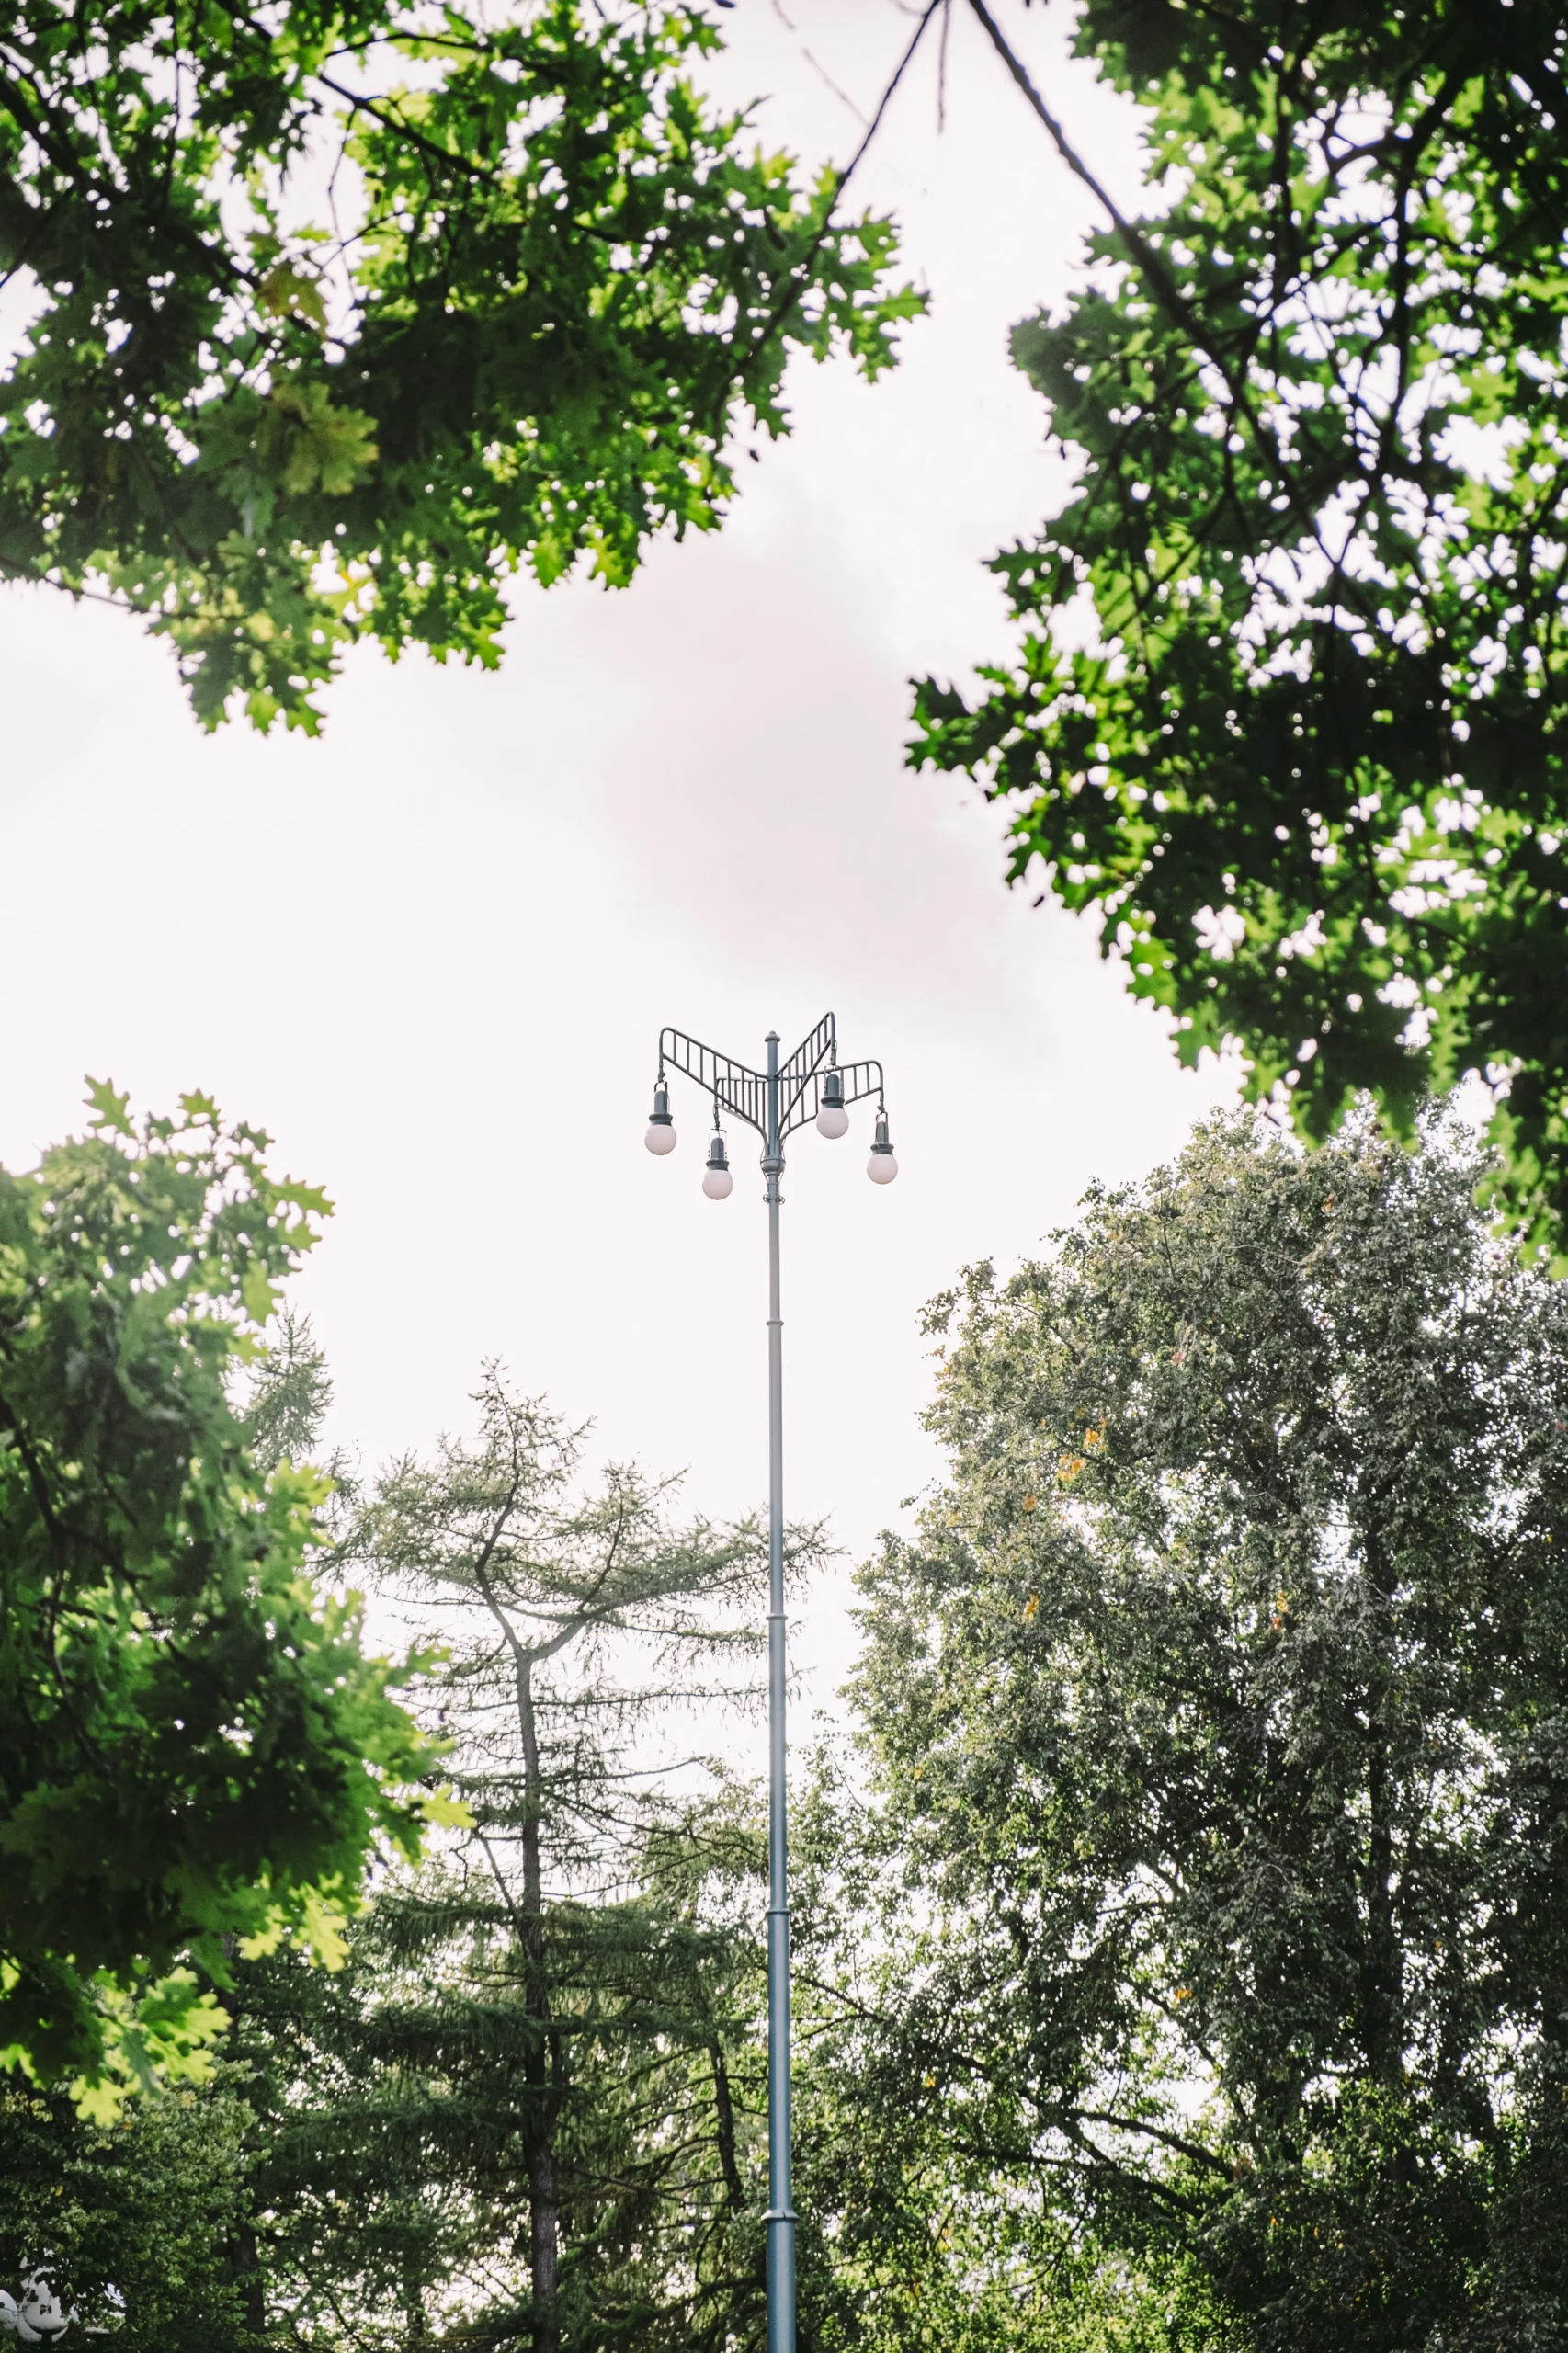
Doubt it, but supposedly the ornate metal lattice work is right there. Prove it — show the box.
[657,1014,885,1145]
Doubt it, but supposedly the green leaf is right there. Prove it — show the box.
[0,0,921,732]
[0,1086,431,2088]
[915,0,1568,1256]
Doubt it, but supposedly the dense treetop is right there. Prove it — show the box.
[0,1087,435,2104]
[0,0,919,729]
[916,0,1568,1256]
[845,1110,1568,2348]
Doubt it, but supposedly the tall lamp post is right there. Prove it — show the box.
[643,1012,895,2353]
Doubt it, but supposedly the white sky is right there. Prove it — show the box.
[0,0,1238,1713]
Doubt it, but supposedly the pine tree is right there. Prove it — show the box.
[224,1365,812,2352]
[4,1333,803,2351]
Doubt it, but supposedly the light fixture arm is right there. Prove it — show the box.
[657,1017,884,1150]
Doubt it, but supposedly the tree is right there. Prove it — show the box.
[222,1367,800,2353]
[0,1345,816,2352]
[782,1747,1194,2353]
[0,1085,435,2102]
[846,1111,1568,2350]
[0,2073,256,2353]
[912,2,1568,1258]
[246,1309,339,1483]
[0,0,918,732]
[226,1807,775,2353]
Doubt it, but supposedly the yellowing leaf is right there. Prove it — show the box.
[300,1887,353,1972]
[237,1911,290,1961]
[72,2075,125,2128]
[421,1784,475,1830]
[257,258,328,332]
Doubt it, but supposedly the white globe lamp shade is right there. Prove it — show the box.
[644,1079,676,1155]
[11,2277,74,2347]
[868,1109,898,1184]
[702,1131,733,1199]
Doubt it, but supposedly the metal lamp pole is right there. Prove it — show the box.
[643,1013,896,2353]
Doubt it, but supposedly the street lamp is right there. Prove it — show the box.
[642,1013,894,2353]
[0,2276,73,2347]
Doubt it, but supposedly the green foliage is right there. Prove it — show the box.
[787,1754,1203,2353]
[0,1360,792,2353]
[0,2075,255,2353]
[0,0,919,731]
[846,1112,1568,2350]
[19,1106,1568,2347]
[244,1310,337,1477]
[223,1369,795,2353]
[226,1828,774,2353]
[0,1087,434,2099]
[913,2,1568,1255]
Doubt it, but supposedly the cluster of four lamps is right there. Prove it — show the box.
[644,1074,898,1190]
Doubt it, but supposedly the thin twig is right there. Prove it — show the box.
[724,0,944,416]
[937,0,951,131]
[769,0,870,126]
[962,0,1390,643]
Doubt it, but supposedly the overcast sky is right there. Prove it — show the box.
[0,1,1239,1705]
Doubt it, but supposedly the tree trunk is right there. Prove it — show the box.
[709,2040,747,2218]
[228,2222,266,2339]
[528,2135,561,2350]
[219,1937,267,2340]
[403,2244,429,2346]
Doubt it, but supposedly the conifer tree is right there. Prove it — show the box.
[3,1324,803,2351]
[225,1366,806,2352]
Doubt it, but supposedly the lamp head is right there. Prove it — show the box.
[14,2275,74,2347]
[868,1109,897,1185]
[644,1079,676,1156]
[815,1068,849,1140]
[702,1129,733,1200]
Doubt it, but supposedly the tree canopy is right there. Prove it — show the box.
[0,1086,435,2104]
[0,0,918,730]
[0,1362,799,2353]
[16,1109,1568,2348]
[844,1110,1568,2349]
[345,1368,781,2353]
[0,2075,255,2352]
[914,0,1568,1256]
